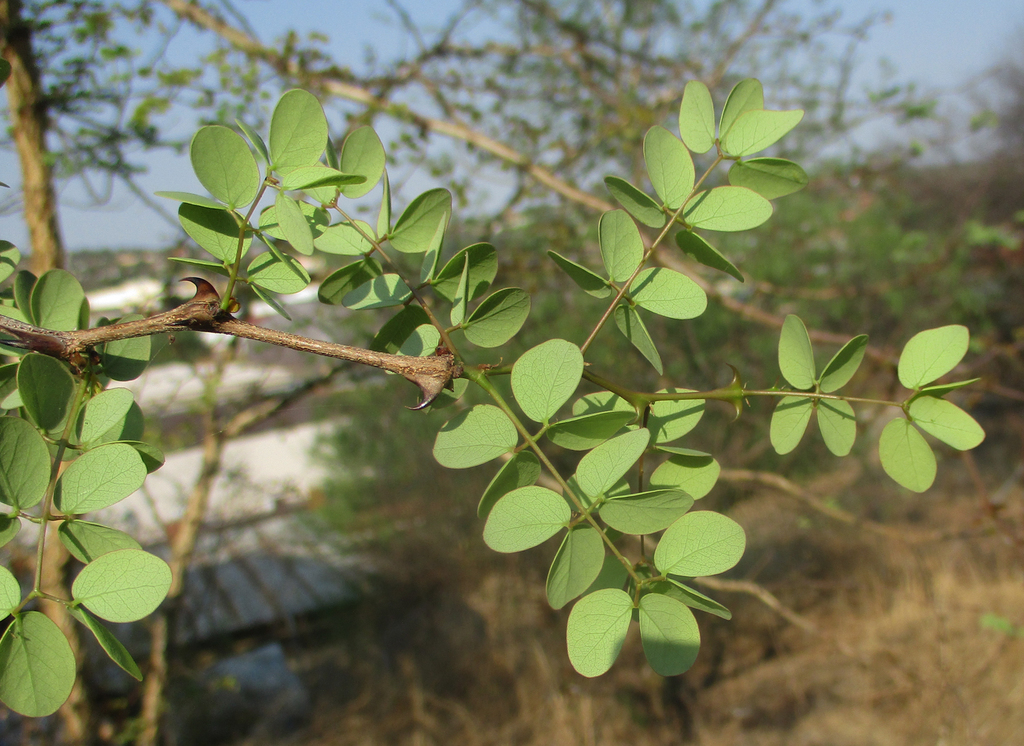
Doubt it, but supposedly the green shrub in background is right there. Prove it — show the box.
[0,76,984,716]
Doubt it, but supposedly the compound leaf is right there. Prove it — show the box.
[0,611,76,717]
[546,525,605,609]
[653,511,746,577]
[719,78,764,140]
[433,405,518,469]
[511,339,584,423]
[71,549,171,623]
[482,486,569,553]
[898,325,969,389]
[879,418,936,492]
[909,396,985,450]
[639,592,701,676]
[566,588,632,677]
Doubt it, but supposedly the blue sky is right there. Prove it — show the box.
[1,0,1022,253]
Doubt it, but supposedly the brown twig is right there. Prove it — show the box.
[0,278,462,408]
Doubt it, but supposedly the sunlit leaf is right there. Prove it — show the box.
[0,566,19,619]
[547,251,612,298]
[247,251,311,295]
[566,588,632,677]
[17,354,75,432]
[259,200,328,243]
[371,306,430,353]
[918,378,981,398]
[377,170,392,237]
[433,243,498,302]
[0,612,76,717]
[463,288,531,348]
[546,411,636,451]
[639,592,700,676]
[59,520,141,563]
[78,388,135,446]
[683,187,773,232]
[721,109,804,157]
[599,210,644,283]
[433,405,518,468]
[675,230,744,281]
[100,314,152,381]
[71,607,141,680]
[0,242,21,285]
[54,444,147,514]
[512,339,584,423]
[647,391,704,444]
[603,176,666,228]
[483,486,569,553]
[546,525,605,609]
[778,314,815,390]
[648,451,720,500]
[166,257,230,277]
[0,417,50,510]
[390,188,451,255]
[644,126,694,209]
[154,191,227,210]
[879,418,936,492]
[342,274,411,309]
[279,164,364,192]
[719,78,764,139]
[274,191,315,255]
[770,396,813,454]
[575,428,650,498]
[613,304,662,374]
[235,117,270,165]
[898,325,969,389]
[269,89,328,170]
[319,258,382,305]
[339,126,386,198]
[679,80,716,153]
[817,399,857,456]
[909,396,985,450]
[600,489,693,534]
[178,203,249,263]
[728,158,808,199]
[630,267,707,320]
[478,451,541,518]
[0,514,21,548]
[819,335,868,393]
[190,125,260,207]
[572,392,632,416]
[397,325,440,357]
[315,219,375,255]
[654,510,745,579]
[72,549,171,623]
[31,269,85,331]
[662,579,731,619]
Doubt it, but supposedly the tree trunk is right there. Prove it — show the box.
[0,0,66,273]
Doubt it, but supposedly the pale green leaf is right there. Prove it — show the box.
[269,89,328,171]
[546,411,636,451]
[770,396,813,454]
[258,200,328,243]
[898,325,969,389]
[599,210,644,282]
[546,526,605,609]
[0,417,50,509]
[778,314,815,389]
[371,306,430,353]
[678,80,716,153]
[547,251,612,298]
[397,325,440,357]
[566,588,632,677]
[433,405,518,468]
[819,335,868,393]
[100,315,152,381]
[639,592,701,676]
[463,288,531,348]
[247,251,311,295]
[339,125,386,198]
[190,125,260,207]
[274,192,315,255]
[0,566,20,620]
[31,269,85,331]
[603,176,666,228]
[59,520,141,563]
[79,388,135,446]
[166,257,230,277]
[390,188,451,255]
[279,164,364,192]
[342,274,411,309]
[600,489,693,534]
[817,399,857,456]
[572,392,632,416]
[654,511,746,577]
[72,607,141,680]
[72,549,171,623]
[613,304,663,374]
[663,579,731,619]
[721,109,804,157]
[0,515,21,548]
[728,158,808,199]
[318,258,382,305]
[648,391,704,444]
[719,78,764,139]
[0,242,20,284]
[648,451,720,500]
[630,267,707,320]
[483,486,569,553]
[879,418,936,492]
[909,396,985,450]
[918,378,981,398]
[54,443,147,514]
[314,219,375,255]
[675,230,744,281]
[0,611,76,717]
[586,555,630,595]
[17,354,75,432]
[575,428,650,498]
[644,126,695,210]
[512,339,584,423]
[683,187,773,232]
[478,451,542,518]
[154,191,226,210]
[178,203,249,263]
[450,258,469,327]
[433,243,498,302]
[377,170,392,237]
[235,118,270,165]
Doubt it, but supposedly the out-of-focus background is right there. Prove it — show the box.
[2,0,1023,744]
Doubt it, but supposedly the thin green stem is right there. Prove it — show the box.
[222,180,272,311]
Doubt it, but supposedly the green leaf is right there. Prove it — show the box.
[318,258,382,305]
[648,391,705,444]
[918,378,981,398]
[603,176,666,228]
[770,396,813,454]
[59,520,141,563]
[654,511,745,578]
[662,579,732,620]
[683,187,773,232]
[463,288,531,348]
[154,191,228,210]
[546,411,636,451]
[449,257,469,326]
[0,417,50,509]
[166,257,230,277]
[390,188,452,255]
[482,486,569,552]
[377,170,392,237]
[371,306,430,353]
[433,243,498,302]
[511,339,584,423]
[0,565,20,619]
[638,592,701,676]
[71,607,142,680]
[719,78,764,139]
[879,419,936,492]
[572,392,632,416]
[0,611,76,717]
[339,126,386,198]
[72,548,171,623]
[125,441,165,474]
[778,314,815,390]
[18,354,75,432]
[586,555,630,595]
[342,274,411,309]
[898,325,969,389]
[675,230,744,281]
[648,451,720,500]
[235,118,270,165]
[0,363,19,409]
[478,451,542,518]
[397,325,440,357]
[547,251,612,298]
[55,443,147,514]
[254,286,292,320]
[0,242,20,284]
[274,192,316,255]
[630,267,707,320]
[566,588,632,677]
[190,125,260,208]
[433,405,518,469]
[644,126,695,210]
[678,80,716,154]
[613,304,662,374]
[178,203,249,263]
[79,388,135,446]
[819,335,868,393]
[247,251,311,295]
[279,164,364,192]
[546,526,605,609]
[259,200,329,243]
[909,396,985,450]
[575,428,650,498]
[100,315,153,381]
[728,158,808,199]
[600,489,693,534]
[269,89,328,171]
[31,269,85,331]
[315,219,375,255]
[0,514,21,548]
[817,399,857,456]
[598,210,644,283]
[13,270,36,322]
[91,401,144,446]
[721,109,804,157]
